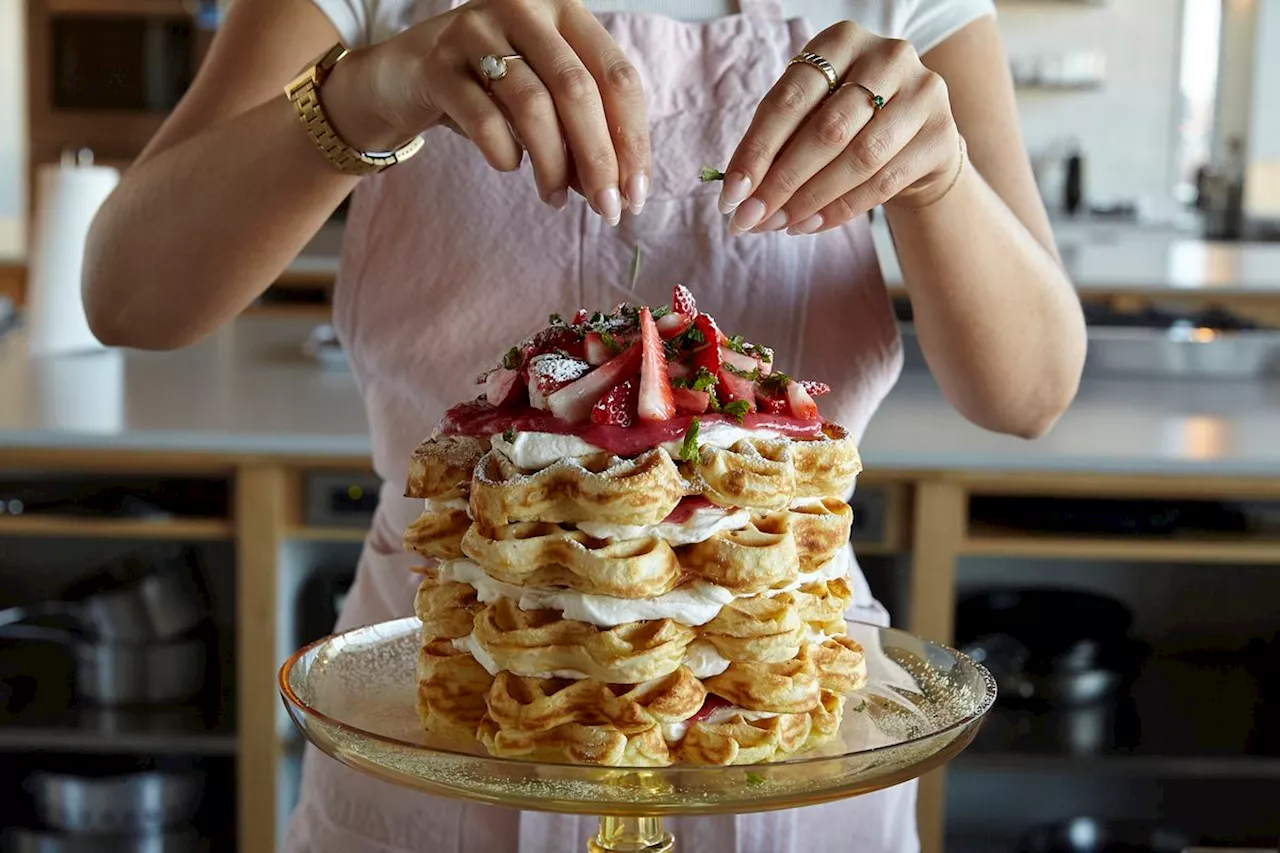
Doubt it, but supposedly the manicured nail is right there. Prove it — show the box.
[548,188,568,210]
[729,198,766,233]
[788,214,824,235]
[595,186,622,226]
[626,174,649,215]
[759,210,789,232]
[718,172,752,214]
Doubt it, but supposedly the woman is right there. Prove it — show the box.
[84,0,1085,849]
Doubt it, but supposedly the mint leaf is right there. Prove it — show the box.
[699,167,726,183]
[760,371,791,393]
[722,400,749,423]
[600,332,623,354]
[501,347,522,370]
[689,367,716,392]
[724,364,759,381]
[652,304,672,320]
[502,427,516,443]
[548,313,564,326]
[852,699,868,713]
[678,418,701,463]
[745,772,765,786]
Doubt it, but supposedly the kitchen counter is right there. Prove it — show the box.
[2,315,1280,475]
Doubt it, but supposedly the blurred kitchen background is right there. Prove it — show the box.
[1,2,1280,853]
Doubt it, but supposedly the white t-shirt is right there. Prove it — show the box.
[312,0,993,54]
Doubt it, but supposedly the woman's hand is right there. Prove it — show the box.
[718,20,963,235]
[325,0,651,224]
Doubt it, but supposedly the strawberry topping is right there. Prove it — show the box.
[672,386,710,415]
[637,307,676,422]
[464,287,834,439]
[591,379,638,426]
[689,694,732,723]
[546,343,641,423]
[671,284,697,318]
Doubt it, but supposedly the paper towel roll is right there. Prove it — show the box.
[26,158,121,356]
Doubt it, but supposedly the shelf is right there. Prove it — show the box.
[0,516,233,540]
[0,702,236,756]
[283,525,368,543]
[960,653,1280,778]
[962,523,1280,563]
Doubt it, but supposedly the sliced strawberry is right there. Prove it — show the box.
[572,308,589,325]
[590,379,638,426]
[785,380,820,419]
[690,694,732,723]
[720,346,759,376]
[637,307,676,422]
[755,386,788,415]
[485,367,524,407]
[716,365,757,411]
[673,387,710,415]
[689,315,722,377]
[671,284,697,319]
[584,332,613,366]
[526,354,590,410]
[547,343,642,423]
[524,325,584,360]
[668,361,691,381]
[656,311,693,339]
[801,379,831,396]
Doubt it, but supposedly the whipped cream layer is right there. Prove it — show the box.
[454,634,731,680]
[424,496,468,513]
[576,504,752,546]
[491,421,783,470]
[439,551,851,628]
[662,705,783,743]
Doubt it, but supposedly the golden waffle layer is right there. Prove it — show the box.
[405,435,488,499]
[703,636,867,713]
[404,505,470,560]
[445,500,852,597]
[416,638,493,741]
[680,691,845,765]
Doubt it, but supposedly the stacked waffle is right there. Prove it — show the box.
[404,288,867,767]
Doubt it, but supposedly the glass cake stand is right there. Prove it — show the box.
[279,617,996,852]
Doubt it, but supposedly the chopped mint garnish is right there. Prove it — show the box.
[700,167,727,183]
[600,332,623,353]
[726,334,771,362]
[686,327,706,346]
[689,367,716,392]
[501,427,516,443]
[678,418,701,463]
[745,772,765,786]
[724,364,759,381]
[707,387,722,412]
[500,347,522,370]
[670,377,688,389]
[652,304,672,320]
[721,400,750,423]
[628,244,643,290]
[852,699,868,713]
[548,313,564,325]
[760,371,791,393]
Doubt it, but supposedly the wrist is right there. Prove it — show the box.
[321,48,419,152]
[887,133,967,212]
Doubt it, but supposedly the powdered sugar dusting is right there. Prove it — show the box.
[529,353,591,387]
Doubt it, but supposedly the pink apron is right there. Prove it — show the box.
[285,0,910,848]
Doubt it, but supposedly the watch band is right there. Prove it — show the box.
[285,43,424,176]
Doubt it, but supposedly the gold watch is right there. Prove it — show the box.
[285,43,424,176]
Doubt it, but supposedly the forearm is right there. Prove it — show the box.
[884,166,1086,438]
[84,95,358,350]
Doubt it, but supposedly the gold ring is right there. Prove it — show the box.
[787,51,839,93]
[854,82,887,110]
[479,53,523,83]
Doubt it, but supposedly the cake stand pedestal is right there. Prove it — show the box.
[278,617,995,852]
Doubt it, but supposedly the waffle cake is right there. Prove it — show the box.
[405,286,866,766]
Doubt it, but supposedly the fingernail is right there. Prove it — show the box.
[626,174,649,215]
[548,188,568,210]
[788,214,824,235]
[718,172,752,214]
[595,186,622,226]
[759,210,789,232]
[729,198,766,233]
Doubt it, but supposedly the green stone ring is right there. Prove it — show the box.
[854,83,887,111]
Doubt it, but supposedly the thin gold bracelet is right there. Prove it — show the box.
[900,135,967,211]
